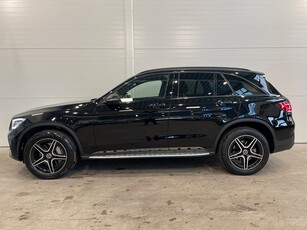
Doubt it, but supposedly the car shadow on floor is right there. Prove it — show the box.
[70,155,223,177]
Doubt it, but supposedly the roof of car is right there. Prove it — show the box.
[136,67,264,76]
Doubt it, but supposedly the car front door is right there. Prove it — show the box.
[92,73,173,155]
[167,72,241,152]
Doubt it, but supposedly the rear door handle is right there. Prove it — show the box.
[216,99,234,106]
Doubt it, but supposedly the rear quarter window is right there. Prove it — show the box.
[248,74,281,95]
[223,74,266,96]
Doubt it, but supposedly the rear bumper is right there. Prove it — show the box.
[273,134,295,153]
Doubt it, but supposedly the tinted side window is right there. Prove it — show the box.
[224,74,265,96]
[178,72,214,97]
[117,74,169,100]
[217,75,233,95]
[266,81,280,95]
[249,74,269,91]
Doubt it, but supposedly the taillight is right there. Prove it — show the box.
[277,101,292,112]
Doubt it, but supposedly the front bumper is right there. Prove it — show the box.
[8,129,22,161]
[9,148,19,161]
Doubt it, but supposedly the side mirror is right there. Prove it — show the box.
[105,93,121,105]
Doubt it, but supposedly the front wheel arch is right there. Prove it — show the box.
[18,123,83,161]
[23,129,77,179]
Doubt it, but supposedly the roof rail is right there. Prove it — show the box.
[136,66,252,76]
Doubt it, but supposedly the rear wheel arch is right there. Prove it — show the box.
[18,123,83,161]
[215,119,275,153]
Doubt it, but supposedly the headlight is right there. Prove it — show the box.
[11,118,26,130]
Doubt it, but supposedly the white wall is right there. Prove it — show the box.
[0,0,127,145]
[0,0,306,145]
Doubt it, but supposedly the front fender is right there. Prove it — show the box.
[17,122,84,158]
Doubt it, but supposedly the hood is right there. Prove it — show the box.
[13,100,92,118]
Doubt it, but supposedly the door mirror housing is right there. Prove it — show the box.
[105,93,121,105]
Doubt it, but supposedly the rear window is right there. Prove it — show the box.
[223,74,265,96]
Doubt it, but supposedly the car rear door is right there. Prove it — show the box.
[167,71,241,152]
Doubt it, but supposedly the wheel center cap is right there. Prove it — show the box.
[46,153,52,159]
[243,149,249,155]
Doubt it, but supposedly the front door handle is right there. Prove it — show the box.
[148,103,166,110]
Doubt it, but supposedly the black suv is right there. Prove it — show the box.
[8,67,295,179]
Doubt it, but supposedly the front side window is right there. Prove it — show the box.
[117,74,169,100]
[178,72,214,97]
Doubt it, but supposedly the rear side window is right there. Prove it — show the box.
[178,72,214,97]
[223,74,265,96]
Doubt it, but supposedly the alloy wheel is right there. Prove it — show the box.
[29,138,67,174]
[228,135,264,170]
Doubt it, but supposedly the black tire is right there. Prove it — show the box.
[218,127,270,175]
[23,130,77,179]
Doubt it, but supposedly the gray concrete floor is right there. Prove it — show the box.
[0,145,307,230]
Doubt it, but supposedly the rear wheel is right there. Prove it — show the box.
[218,127,270,175]
[23,130,77,179]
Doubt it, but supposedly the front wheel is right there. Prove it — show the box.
[218,127,270,175]
[23,130,77,179]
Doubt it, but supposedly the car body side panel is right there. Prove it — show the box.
[8,102,97,159]
[92,99,170,152]
[238,96,295,141]
[167,96,241,151]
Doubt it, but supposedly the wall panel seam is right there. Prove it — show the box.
[134,47,307,50]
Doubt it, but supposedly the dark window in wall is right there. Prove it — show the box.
[217,75,233,95]
[224,74,265,96]
[178,72,214,97]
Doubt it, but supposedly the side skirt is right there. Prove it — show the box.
[81,147,214,159]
